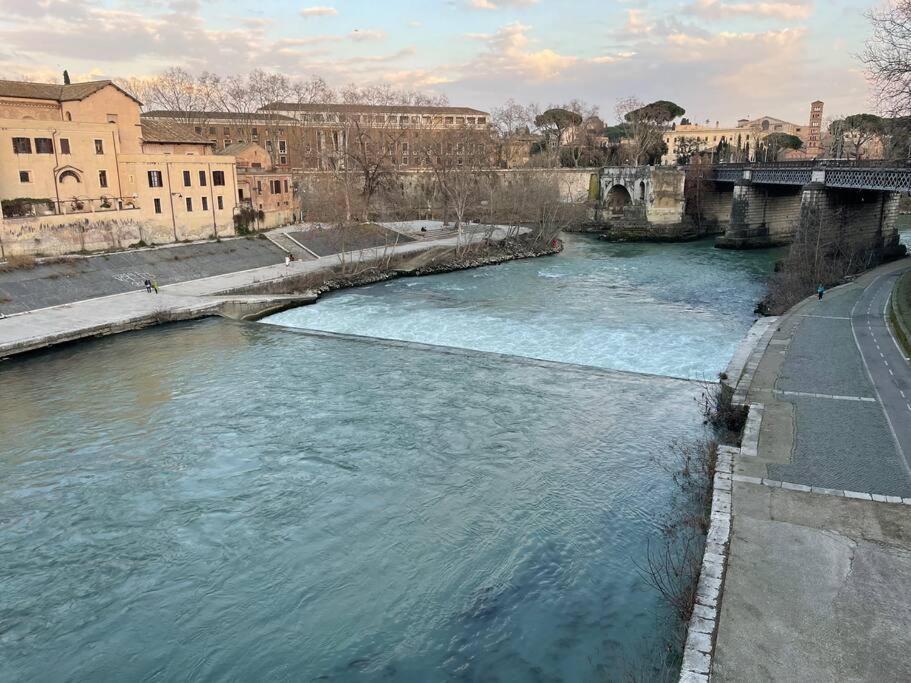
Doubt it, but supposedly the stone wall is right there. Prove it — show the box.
[0,208,238,258]
[294,168,598,222]
[717,183,803,248]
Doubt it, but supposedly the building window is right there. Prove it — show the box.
[185,197,193,212]
[148,170,163,187]
[279,156,287,165]
[251,127,258,139]
[239,188,245,201]
[209,127,216,135]
[217,195,224,210]
[279,140,287,154]
[212,171,225,186]
[35,138,54,154]
[224,140,231,148]
[201,196,208,211]
[199,170,207,186]
[94,139,104,154]
[19,170,30,183]
[272,179,282,194]
[107,114,118,123]
[60,138,70,154]
[99,170,108,188]
[256,180,262,193]
[195,126,202,134]
[12,137,31,154]
[183,170,192,187]
[284,179,289,193]
[153,198,162,214]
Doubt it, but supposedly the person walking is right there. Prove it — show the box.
[152,279,159,294]
[285,254,291,267]
[817,284,825,300]
[144,278,152,294]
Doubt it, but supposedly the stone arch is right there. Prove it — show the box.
[58,169,81,184]
[606,184,632,215]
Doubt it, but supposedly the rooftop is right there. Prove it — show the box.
[143,110,298,123]
[259,102,488,116]
[140,119,213,146]
[0,79,140,104]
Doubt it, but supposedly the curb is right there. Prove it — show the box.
[678,435,739,682]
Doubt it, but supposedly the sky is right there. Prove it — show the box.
[0,0,883,125]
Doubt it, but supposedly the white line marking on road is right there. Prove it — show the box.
[852,274,911,479]
[774,389,876,403]
[799,315,851,320]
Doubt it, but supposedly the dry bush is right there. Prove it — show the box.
[3,254,37,270]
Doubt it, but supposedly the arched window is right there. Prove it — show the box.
[58,170,81,183]
[65,112,72,121]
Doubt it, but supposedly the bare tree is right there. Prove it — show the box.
[863,1,911,118]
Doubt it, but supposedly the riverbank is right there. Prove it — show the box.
[708,257,911,681]
[0,230,559,359]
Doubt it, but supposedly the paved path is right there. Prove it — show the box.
[852,270,911,470]
[0,230,489,358]
[714,258,911,682]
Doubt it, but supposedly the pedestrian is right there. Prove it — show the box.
[152,279,159,294]
[285,254,291,267]
[144,278,152,294]
[817,284,825,300]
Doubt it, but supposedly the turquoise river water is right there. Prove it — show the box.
[0,235,780,681]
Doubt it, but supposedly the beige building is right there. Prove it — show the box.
[144,103,493,172]
[0,79,240,256]
[662,110,810,165]
[218,142,294,229]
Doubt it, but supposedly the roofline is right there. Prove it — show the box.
[0,79,143,106]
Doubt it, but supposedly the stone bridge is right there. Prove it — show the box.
[699,161,908,257]
[580,166,691,240]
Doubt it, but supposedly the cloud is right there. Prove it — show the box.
[467,0,538,9]
[461,22,576,81]
[348,29,386,42]
[300,6,338,17]
[684,0,813,21]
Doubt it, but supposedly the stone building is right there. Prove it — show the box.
[218,142,294,229]
[143,103,493,172]
[662,110,810,165]
[0,79,240,256]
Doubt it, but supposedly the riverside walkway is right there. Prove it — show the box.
[713,259,911,681]
[0,228,503,359]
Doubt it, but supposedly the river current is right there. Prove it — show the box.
[0,235,779,681]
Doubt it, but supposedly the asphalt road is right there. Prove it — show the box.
[851,268,911,477]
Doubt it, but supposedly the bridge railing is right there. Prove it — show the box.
[710,159,911,170]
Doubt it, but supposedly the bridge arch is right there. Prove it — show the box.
[606,184,632,215]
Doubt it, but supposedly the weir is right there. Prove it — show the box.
[258,322,703,388]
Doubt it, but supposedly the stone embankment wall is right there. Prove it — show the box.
[295,168,598,222]
[0,208,235,258]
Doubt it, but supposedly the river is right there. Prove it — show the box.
[0,235,779,680]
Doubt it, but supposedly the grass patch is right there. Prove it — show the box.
[891,270,911,357]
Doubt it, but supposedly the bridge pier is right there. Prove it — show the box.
[715,180,802,249]
[796,182,902,261]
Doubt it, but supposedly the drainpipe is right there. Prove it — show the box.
[208,161,217,238]
[51,128,62,213]
[165,164,178,241]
